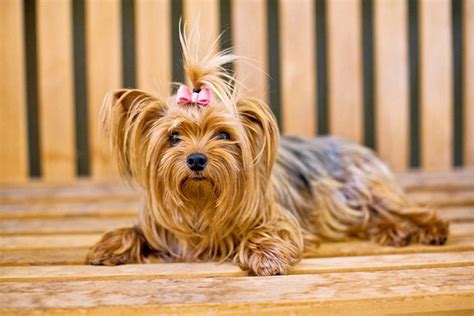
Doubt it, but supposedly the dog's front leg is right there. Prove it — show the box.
[234,216,303,276]
[86,226,153,265]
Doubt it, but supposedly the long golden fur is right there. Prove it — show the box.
[86,26,448,276]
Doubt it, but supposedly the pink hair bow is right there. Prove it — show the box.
[176,85,211,107]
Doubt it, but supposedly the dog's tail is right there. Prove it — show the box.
[179,22,239,111]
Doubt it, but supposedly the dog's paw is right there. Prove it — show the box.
[237,240,300,276]
[86,227,147,265]
[418,219,449,245]
[370,221,416,247]
[245,250,290,276]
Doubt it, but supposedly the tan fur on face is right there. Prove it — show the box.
[86,24,448,276]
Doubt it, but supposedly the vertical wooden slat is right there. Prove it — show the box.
[0,0,27,182]
[280,0,316,137]
[86,0,122,179]
[419,0,452,170]
[374,0,409,171]
[183,0,219,57]
[327,0,363,143]
[37,0,75,180]
[136,0,171,96]
[232,0,268,102]
[465,0,474,167]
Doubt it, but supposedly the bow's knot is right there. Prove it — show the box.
[176,85,211,107]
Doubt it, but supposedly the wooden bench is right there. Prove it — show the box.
[0,170,473,314]
[1,0,473,314]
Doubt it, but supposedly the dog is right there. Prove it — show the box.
[86,26,448,276]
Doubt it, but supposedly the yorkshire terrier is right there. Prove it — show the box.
[86,27,448,276]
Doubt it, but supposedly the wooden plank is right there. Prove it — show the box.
[232,0,268,102]
[136,0,171,95]
[438,207,474,222]
[0,234,100,251]
[1,215,470,237]
[374,0,409,171]
[1,186,472,210]
[183,0,219,57]
[0,0,28,182]
[398,170,474,192]
[0,169,472,194]
[0,249,89,267]
[1,251,473,282]
[1,233,472,267]
[86,0,121,179]
[0,223,471,254]
[0,201,137,220]
[465,0,474,167]
[409,190,474,207]
[37,0,75,180]
[0,217,135,236]
[280,0,316,137]
[0,267,472,315]
[327,0,363,143]
[419,0,452,170]
[0,203,470,224]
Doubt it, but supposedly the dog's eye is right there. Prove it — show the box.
[216,131,230,141]
[169,132,181,146]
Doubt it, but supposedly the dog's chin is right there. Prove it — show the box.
[180,173,214,194]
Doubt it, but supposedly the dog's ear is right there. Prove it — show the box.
[100,89,167,182]
[236,97,279,177]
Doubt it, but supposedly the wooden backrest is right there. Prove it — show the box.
[1,0,473,182]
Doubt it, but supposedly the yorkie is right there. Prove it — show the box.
[86,26,448,276]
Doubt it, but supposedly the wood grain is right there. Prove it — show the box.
[232,0,268,102]
[86,0,121,179]
[0,217,136,236]
[465,0,474,167]
[1,251,472,282]
[0,267,472,315]
[37,0,75,180]
[0,0,27,182]
[0,201,137,220]
[327,0,363,143]
[183,0,219,58]
[419,0,452,170]
[136,0,171,96]
[0,215,470,236]
[280,0,316,137]
[1,233,472,267]
[374,0,409,171]
[0,224,471,255]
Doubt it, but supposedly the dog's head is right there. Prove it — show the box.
[100,27,278,230]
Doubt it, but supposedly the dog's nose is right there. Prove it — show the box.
[187,153,208,171]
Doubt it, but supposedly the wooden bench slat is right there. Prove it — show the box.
[86,0,121,179]
[0,190,474,219]
[466,0,474,167]
[2,171,472,200]
[37,0,75,180]
[0,267,472,315]
[0,0,28,182]
[327,0,363,143]
[420,0,453,170]
[0,201,471,222]
[0,233,472,267]
[374,0,409,171]
[280,0,316,137]
[0,217,135,236]
[0,216,470,237]
[2,186,473,206]
[136,0,171,95]
[232,0,268,102]
[0,201,137,220]
[1,251,472,282]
